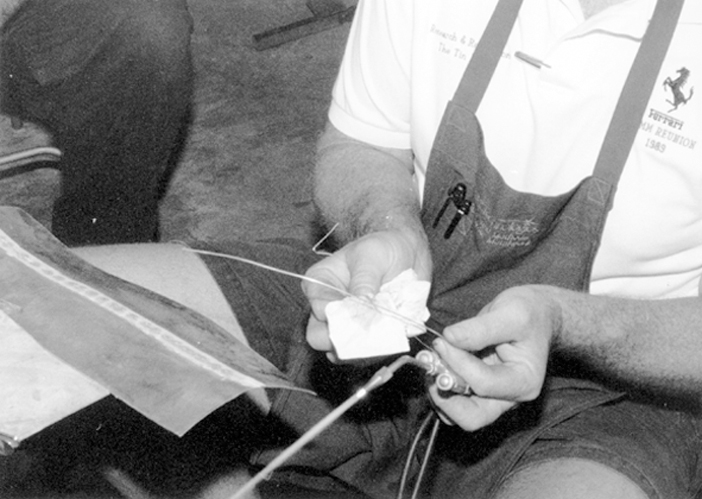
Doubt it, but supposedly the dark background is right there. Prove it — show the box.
[0,0,354,496]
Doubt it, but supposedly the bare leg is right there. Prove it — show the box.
[73,243,243,338]
[72,242,270,412]
[495,458,649,499]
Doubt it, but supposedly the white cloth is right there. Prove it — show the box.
[329,0,702,299]
[327,269,431,359]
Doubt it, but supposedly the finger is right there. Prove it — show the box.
[344,234,405,298]
[442,303,530,352]
[306,315,333,352]
[427,384,516,432]
[432,405,456,427]
[433,338,543,402]
[346,255,384,299]
[304,262,348,298]
[303,263,350,320]
[424,386,456,426]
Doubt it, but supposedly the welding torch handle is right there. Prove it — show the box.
[436,371,472,395]
[416,349,473,396]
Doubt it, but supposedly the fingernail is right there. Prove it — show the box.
[432,337,446,353]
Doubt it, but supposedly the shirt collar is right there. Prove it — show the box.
[561,0,655,40]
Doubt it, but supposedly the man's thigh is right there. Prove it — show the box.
[73,243,244,343]
[493,399,702,499]
[495,458,648,499]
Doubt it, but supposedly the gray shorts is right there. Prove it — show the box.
[431,378,702,499]
[200,240,702,499]
[503,399,702,499]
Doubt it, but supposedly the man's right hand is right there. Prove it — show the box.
[303,228,432,360]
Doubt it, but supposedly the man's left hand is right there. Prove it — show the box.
[428,286,558,431]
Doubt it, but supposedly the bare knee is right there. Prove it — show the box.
[494,458,649,499]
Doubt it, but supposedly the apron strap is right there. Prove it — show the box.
[593,0,684,191]
[452,0,524,112]
[452,0,684,199]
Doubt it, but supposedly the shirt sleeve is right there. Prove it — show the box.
[328,0,414,150]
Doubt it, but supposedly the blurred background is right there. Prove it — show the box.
[0,0,354,496]
[0,0,355,247]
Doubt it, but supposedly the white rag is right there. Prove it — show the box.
[326,269,431,360]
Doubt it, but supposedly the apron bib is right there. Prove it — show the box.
[420,1,685,496]
[422,0,683,327]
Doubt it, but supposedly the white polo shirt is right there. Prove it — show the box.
[329,0,702,299]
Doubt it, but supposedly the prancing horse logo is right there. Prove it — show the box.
[663,67,694,112]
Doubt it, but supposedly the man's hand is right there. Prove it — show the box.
[428,286,560,431]
[303,229,431,360]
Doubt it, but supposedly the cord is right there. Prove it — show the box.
[396,410,441,499]
[411,414,440,499]
[231,350,463,499]
[397,411,434,499]
[230,355,425,499]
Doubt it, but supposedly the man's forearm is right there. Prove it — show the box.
[540,285,702,401]
[314,122,423,244]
